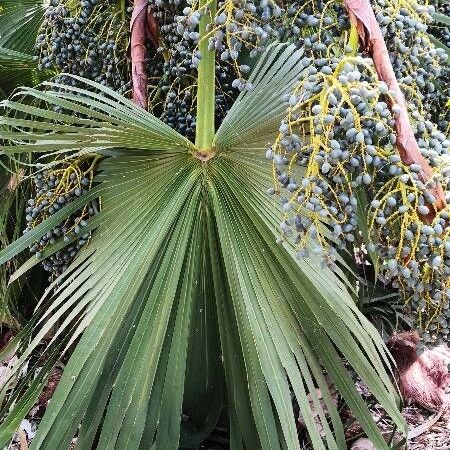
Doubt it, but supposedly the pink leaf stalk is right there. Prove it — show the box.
[130,0,148,109]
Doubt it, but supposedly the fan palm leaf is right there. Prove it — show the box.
[0,47,50,99]
[0,43,405,449]
[0,0,46,54]
[0,1,53,97]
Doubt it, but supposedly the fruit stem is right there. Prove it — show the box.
[195,0,217,151]
[348,22,359,55]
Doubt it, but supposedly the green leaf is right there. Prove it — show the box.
[180,223,224,449]
[215,43,305,151]
[0,76,194,155]
[0,2,52,95]
[432,11,450,26]
[209,154,404,449]
[0,45,405,450]
[29,155,202,450]
[0,46,34,69]
[0,0,46,54]
[0,47,53,96]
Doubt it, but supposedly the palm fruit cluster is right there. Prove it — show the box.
[25,157,99,280]
[176,0,285,92]
[372,0,449,132]
[30,0,450,340]
[146,0,199,139]
[371,0,450,343]
[35,0,130,95]
[146,0,245,139]
[266,0,450,345]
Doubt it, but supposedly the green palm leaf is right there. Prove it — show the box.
[432,11,450,26]
[0,0,53,97]
[0,48,49,99]
[0,44,405,449]
[0,47,35,70]
[0,76,192,154]
[0,0,46,54]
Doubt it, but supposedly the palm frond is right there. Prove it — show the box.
[0,0,47,54]
[0,46,35,70]
[432,11,450,26]
[0,76,193,154]
[0,46,52,97]
[0,44,405,449]
[215,44,304,151]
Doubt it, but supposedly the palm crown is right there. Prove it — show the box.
[5,0,449,448]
